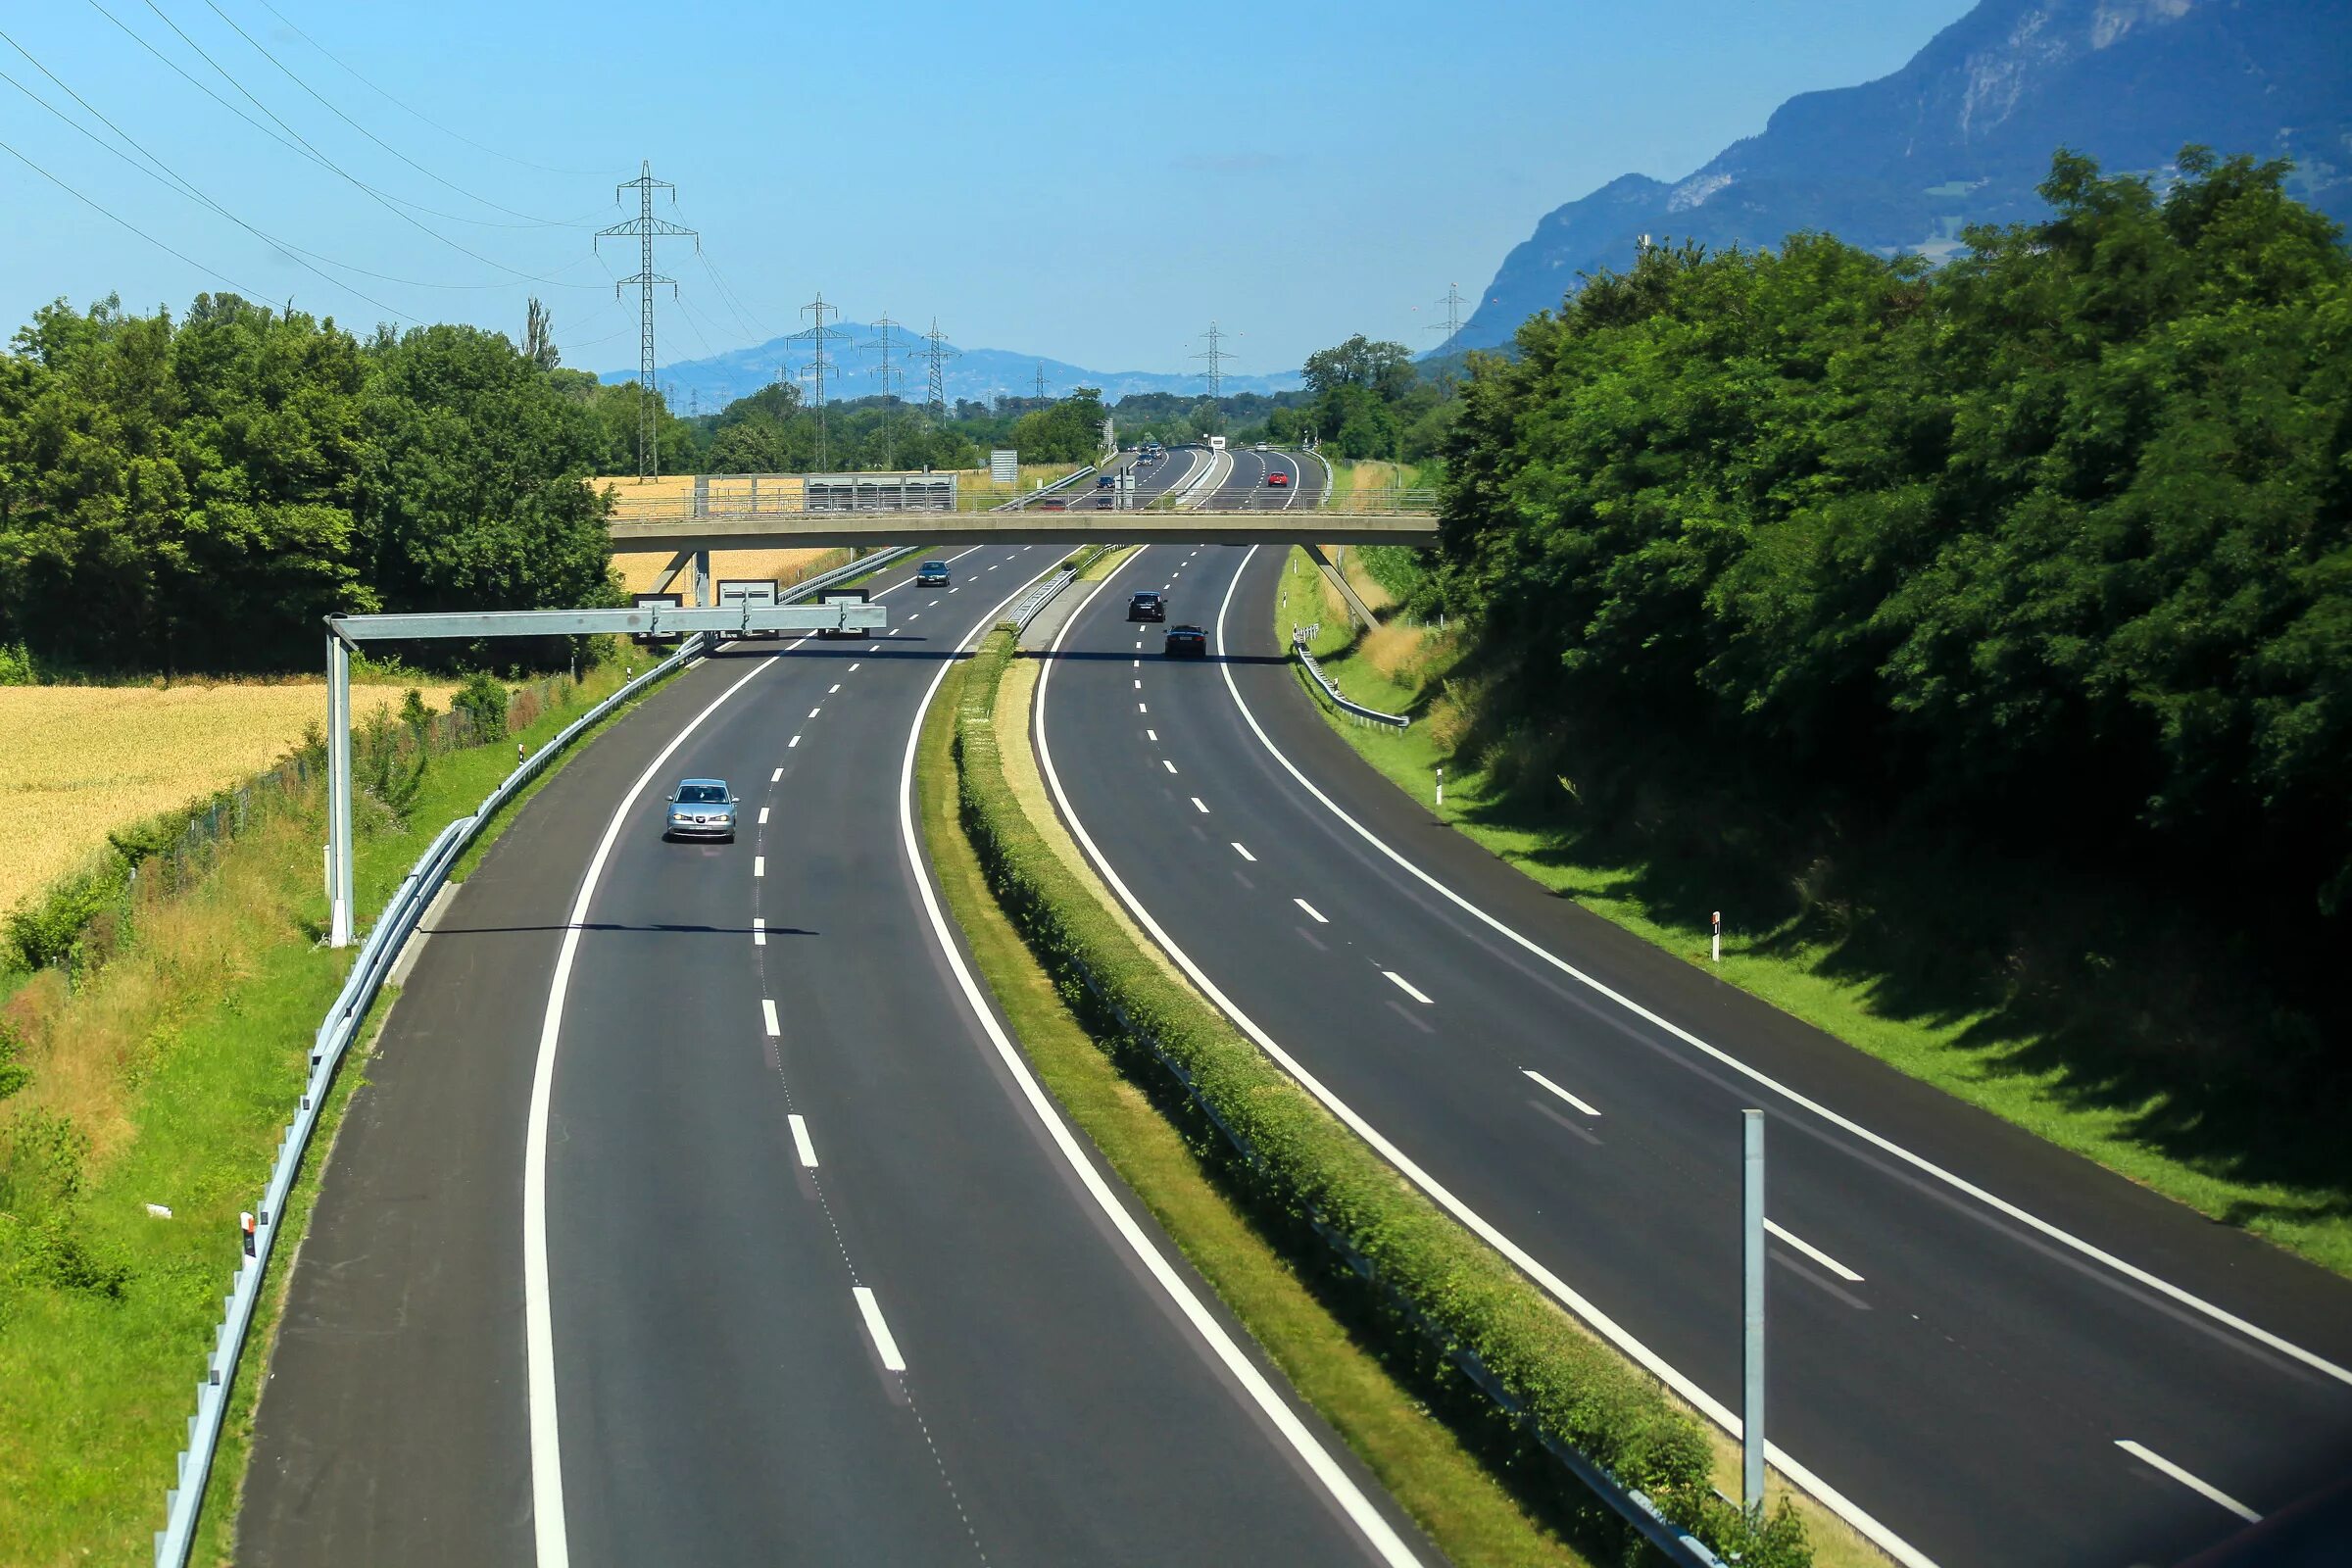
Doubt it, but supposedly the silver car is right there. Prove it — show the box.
[663,778,739,841]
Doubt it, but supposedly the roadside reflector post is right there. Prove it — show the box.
[1435,764,1445,808]
[516,741,525,766]
[240,1211,257,1264]
[1712,909,1722,964]
[1742,1108,1766,1515]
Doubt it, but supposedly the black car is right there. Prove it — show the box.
[1128,590,1166,622]
[1163,624,1207,657]
[1097,473,1117,489]
[914,560,951,586]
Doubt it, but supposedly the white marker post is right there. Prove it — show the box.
[1712,910,1722,964]
[1435,764,1445,808]
[1742,1108,1766,1514]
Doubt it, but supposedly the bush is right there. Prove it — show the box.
[452,670,510,742]
[0,642,35,685]
[949,630,1781,1561]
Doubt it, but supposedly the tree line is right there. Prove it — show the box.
[1426,148,2352,936]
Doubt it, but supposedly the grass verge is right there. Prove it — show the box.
[1274,547,2352,1279]
[0,651,690,1564]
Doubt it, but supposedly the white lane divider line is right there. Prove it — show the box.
[1161,760,1178,774]
[1133,659,1140,668]
[1524,1068,1601,1117]
[2116,1442,2260,1523]
[758,807,770,824]
[1295,898,1328,923]
[853,1286,907,1372]
[907,613,919,621]
[1133,679,1142,690]
[753,856,765,877]
[1138,702,1148,713]
[808,708,822,718]
[928,599,940,607]
[753,917,765,947]
[788,1113,818,1168]
[868,643,882,653]
[761,999,780,1037]
[1384,971,1434,1004]
[849,662,860,671]
[829,683,841,694]
[770,766,782,782]
[1765,1219,1864,1283]
[1233,843,1256,861]
[1147,728,1158,742]
[789,735,801,748]
[949,585,959,593]
[1191,797,1209,813]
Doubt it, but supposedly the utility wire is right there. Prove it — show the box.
[0,133,266,299]
[0,47,416,319]
[125,0,603,287]
[249,0,612,178]
[200,0,596,228]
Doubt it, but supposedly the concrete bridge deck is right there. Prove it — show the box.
[607,510,1440,551]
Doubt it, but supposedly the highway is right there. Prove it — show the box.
[1031,517,2352,1568]
[238,445,1430,1566]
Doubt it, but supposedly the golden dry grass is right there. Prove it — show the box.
[0,681,457,916]
[609,547,847,597]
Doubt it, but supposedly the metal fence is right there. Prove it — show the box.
[149,636,710,1568]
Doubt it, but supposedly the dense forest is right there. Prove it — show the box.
[1417,148,2351,1105]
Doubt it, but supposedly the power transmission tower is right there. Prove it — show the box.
[866,313,910,468]
[788,292,851,469]
[1193,321,1230,400]
[1034,360,1048,402]
[595,161,698,480]
[1432,282,1465,346]
[922,318,960,420]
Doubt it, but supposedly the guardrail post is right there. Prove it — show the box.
[1742,1107,1766,1514]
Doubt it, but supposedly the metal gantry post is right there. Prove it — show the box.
[692,549,710,607]
[326,633,354,948]
[1742,1107,1767,1513]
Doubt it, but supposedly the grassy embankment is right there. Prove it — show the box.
[924,628,1838,1568]
[0,647,682,1564]
[1276,545,2352,1279]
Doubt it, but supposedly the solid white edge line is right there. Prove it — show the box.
[900,557,1422,1568]
[2115,1441,2261,1523]
[1026,544,1939,1568]
[525,654,776,1568]
[762,999,780,1037]
[1295,898,1328,923]
[853,1285,907,1372]
[1764,1219,1864,1283]
[1384,970,1434,1005]
[788,1113,818,1169]
[1523,1069,1601,1118]
[1200,550,2352,1400]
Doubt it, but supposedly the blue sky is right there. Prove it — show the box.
[0,0,1976,381]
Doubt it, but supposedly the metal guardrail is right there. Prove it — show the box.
[994,464,1097,511]
[782,546,915,603]
[1000,545,1110,635]
[1292,626,1410,728]
[151,634,711,1568]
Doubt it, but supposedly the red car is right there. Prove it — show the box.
[1037,499,1067,512]
[1266,471,1290,487]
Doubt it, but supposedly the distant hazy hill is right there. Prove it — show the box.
[1448,0,2352,351]
[599,323,1300,412]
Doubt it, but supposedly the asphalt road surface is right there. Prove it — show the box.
[238,522,1426,1566]
[1031,531,2352,1568]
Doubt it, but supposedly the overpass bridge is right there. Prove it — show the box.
[607,508,1440,553]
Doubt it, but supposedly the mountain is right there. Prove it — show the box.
[597,323,1300,413]
[1448,0,2352,351]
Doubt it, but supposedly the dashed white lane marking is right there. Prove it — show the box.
[1133,659,1140,668]
[1384,971,1434,1004]
[753,917,766,947]
[1161,760,1178,774]
[770,767,782,782]
[1765,1220,1864,1282]
[761,999,780,1037]
[908,613,919,621]
[1295,898,1328,923]
[788,1114,818,1168]
[829,683,841,694]
[1134,640,1142,649]
[790,735,801,748]
[928,599,940,607]
[758,807,770,824]
[1133,679,1142,689]
[989,563,1001,570]
[849,663,860,671]
[1233,843,1256,861]
[1138,702,1147,713]
[949,585,960,593]
[1524,1069,1600,1117]
[854,1287,907,1372]
[753,857,765,877]
[868,643,882,653]
[808,708,822,718]
[2115,1442,2260,1523]
[1191,797,1208,813]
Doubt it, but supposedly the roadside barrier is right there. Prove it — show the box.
[1292,625,1411,728]
[1000,545,1110,636]
[149,634,711,1568]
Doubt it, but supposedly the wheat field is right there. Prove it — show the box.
[0,681,459,914]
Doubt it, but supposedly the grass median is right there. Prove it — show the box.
[926,628,1819,1568]
[0,648,692,1563]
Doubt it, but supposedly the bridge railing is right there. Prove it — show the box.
[1128,484,1438,514]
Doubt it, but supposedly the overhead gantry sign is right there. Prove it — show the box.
[318,599,887,947]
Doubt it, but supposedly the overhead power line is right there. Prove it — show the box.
[248,0,612,177]
[0,131,265,299]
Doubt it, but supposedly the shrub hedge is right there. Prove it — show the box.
[950,629,1808,1565]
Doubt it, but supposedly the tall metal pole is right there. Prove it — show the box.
[326,633,353,948]
[595,163,696,482]
[1743,1107,1767,1514]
